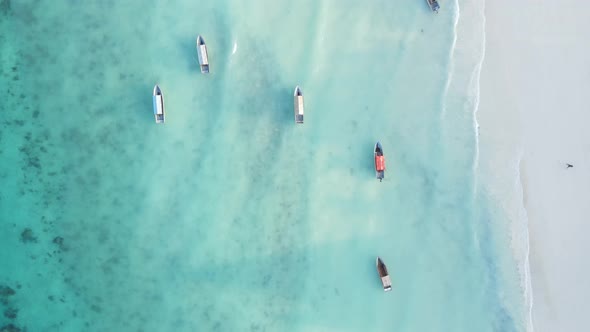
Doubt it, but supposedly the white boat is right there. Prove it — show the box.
[376,257,392,292]
[293,86,304,124]
[426,0,440,13]
[196,35,210,74]
[153,85,165,124]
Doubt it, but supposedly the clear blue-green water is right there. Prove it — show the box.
[0,0,527,331]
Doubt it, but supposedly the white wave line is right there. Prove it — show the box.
[470,0,486,196]
[516,152,535,332]
[472,3,535,330]
[440,0,460,121]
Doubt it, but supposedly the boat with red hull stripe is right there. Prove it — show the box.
[374,142,385,182]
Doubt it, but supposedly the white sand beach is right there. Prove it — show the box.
[479,0,590,331]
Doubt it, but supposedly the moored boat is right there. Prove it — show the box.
[153,85,165,124]
[293,86,304,124]
[376,257,392,292]
[426,0,440,13]
[196,35,210,74]
[374,142,385,182]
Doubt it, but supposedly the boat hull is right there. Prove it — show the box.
[197,35,210,74]
[376,257,392,292]
[294,86,304,124]
[426,0,440,12]
[374,142,385,181]
[153,85,165,124]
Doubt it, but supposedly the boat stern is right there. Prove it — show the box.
[376,170,385,182]
[427,0,440,12]
[382,276,392,292]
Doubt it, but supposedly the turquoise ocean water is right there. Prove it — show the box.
[1,0,528,331]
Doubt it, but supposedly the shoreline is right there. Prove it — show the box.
[479,0,590,331]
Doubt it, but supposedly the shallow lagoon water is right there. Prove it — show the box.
[0,0,527,331]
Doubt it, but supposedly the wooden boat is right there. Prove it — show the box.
[426,0,440,13]
[374,142,385,182]
[293,86,304,124]
[196,35,210,74]
[152,85,165,124]
[376,257,392,292]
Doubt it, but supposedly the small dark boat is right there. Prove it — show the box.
[294,86,304,124]
[426,0,440,13]
[196,35,210,74]
[374,142,385,182]
[152,85,165,124]
[376,257,392,292]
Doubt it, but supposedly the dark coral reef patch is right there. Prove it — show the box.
[20,228,37,243]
